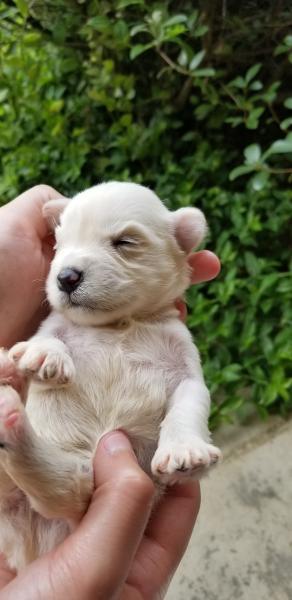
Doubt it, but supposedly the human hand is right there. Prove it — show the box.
[0,185,220,348]
[0,185,64,347]
[0,431,200,599]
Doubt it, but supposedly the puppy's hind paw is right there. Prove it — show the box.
[0,348,27,402]
[151,437,222,485]
[0,386,25,448]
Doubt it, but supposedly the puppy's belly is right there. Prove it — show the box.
[0,490,69,571]
[27,356,167,472]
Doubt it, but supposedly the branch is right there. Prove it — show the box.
[156,47,191,77]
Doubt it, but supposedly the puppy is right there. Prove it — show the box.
[0,182,221,570]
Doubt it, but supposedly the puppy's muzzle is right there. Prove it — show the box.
[57,268,83,294]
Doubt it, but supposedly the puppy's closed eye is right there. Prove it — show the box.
[112,237,139,250]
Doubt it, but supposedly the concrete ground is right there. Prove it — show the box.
[166,416,292,600]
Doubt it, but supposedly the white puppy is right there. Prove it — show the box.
[0,182,221,570]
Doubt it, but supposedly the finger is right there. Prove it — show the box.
[175,299,187,321]
[189,251,221,284]
[147,481,200,558]
[1,185,64,240]
[175,250,220,319]
[54,431,155,598]
[0,554,16,590]
[125,482,200,598]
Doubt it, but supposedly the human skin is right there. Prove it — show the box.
[0,185,220,598]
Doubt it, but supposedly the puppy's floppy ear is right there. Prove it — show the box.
[42,198,70,230]
[173,207,207,253]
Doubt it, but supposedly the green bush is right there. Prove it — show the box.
[0,0,291,427]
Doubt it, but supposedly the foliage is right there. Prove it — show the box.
[0,0,291,428]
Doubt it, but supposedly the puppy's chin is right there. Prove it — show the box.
[60,305,123,327]
[49,294,133,327]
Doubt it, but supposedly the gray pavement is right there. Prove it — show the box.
[166,416,292,600]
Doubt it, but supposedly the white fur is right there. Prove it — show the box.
[0,182,221,570]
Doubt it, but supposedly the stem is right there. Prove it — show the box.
[222,0,227,19]
[265,167,292,174]
[268,103,281,128]
[220,82,244,112]
[156,47,191,77]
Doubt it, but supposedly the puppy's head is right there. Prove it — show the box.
[44,182,207,326]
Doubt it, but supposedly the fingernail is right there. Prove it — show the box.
[101,431,133,455]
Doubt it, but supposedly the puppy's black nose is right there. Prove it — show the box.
[57,268,83,293]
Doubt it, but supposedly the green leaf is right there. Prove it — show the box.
[192,68,215,77]
[195,103,211,120]
[189,49,205,71]
[163,24,187,40]
[261,81,281,103]
[151,10,163,24]
[87,16,111,32]
[229,76,246,89]
[164,14,188,27]
[130,42,155,59]
[281,117,292,130]
[244,251,260,276]
[251,171,269,191]
[246,107,264,129]
[178,50,188,67]
[48,100,64,113]
[245,63,262,83]
[221,364,242,383]
[194,24,209,37]
[187,9,199,29]
[130,24,148,36]
[226,116,244,127]
[117,0,144,7]
[246,117,259,130]
[229,164,254,180]
[113,20,129,40]
[265,135,292,155]
[256,274,279,298]
[23,32,41,44]
[249,80,263,91]
[14,0,28,18]
[221,398,244,415]
[284,98,292,109]
[0,89,8,102]
[244,143,261,164]
[284,34,292,47]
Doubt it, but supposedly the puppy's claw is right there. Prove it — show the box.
[9,341,75,386]
[151,438,222,484]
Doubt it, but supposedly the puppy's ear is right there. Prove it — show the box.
[173,207,207,253]
[42,198,70,230]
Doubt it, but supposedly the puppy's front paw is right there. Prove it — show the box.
[9,341,75,386]
[151,437,222,484]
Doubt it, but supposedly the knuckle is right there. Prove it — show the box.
[31,184,59,199]
[114,469,155,502]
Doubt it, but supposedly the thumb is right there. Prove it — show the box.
[0,432,155,600]
[56,431,155,598]
[1,185,65,240]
